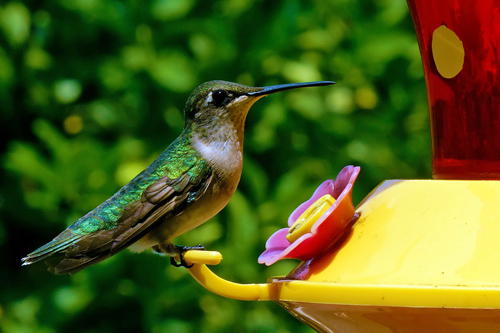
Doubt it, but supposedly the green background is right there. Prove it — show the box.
[1,0,430,332]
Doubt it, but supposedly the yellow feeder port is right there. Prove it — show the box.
[185,180,500,332]
[286,194,336,243]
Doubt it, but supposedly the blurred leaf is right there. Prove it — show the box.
[282,61,322,82]
[1,0,429,332]
[152,0,194,21]
[53,286,93,314]
[1,2,31,46]
[149,51,197,92]
[53,79,82,104]
[0,47,15,86]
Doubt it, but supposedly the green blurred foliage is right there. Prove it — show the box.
[0,0,429,332]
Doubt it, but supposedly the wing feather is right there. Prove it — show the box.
[22,129,220,275]
[44,169,213,274]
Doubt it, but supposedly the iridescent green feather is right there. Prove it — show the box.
[70,130,210,235]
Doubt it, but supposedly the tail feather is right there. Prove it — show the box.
[23,230,113,275]
[47,254,111,275]
[21,230,82,266]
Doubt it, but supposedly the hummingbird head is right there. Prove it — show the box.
[183,80,335,144]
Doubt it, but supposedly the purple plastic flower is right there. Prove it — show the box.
[258,165,360,265]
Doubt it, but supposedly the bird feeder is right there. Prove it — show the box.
[183,1,500,331]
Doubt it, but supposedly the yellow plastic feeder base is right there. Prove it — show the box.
[185,180,500,332]
[278,179,500,332]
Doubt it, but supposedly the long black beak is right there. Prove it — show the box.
[247,81,335,97]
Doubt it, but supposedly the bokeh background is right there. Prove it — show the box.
[1,0,430,332]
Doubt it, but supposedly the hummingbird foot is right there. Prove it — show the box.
[170,245,206,268]
[170,255,190,268]
[154,244,205,268]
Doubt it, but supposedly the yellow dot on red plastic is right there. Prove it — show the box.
[431,25,464,79]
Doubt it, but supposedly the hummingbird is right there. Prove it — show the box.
[22,80,335,274]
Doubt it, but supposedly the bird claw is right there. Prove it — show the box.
[170,255,191,268]
[169,244,205,268]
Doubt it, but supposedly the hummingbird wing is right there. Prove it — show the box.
[53,172,213,274]
[22,141,214,274]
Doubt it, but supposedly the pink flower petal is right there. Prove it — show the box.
[258,229,290,265]
[288,180,335,227]
[333,165,357,199]
[259,233,315,265]
[259,166,361,265]
[264,228,291,249]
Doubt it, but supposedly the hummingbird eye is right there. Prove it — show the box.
[210,90,231,107]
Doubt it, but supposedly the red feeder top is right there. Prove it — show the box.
[408,0,500,180]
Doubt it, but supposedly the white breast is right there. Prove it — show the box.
[193,137,243,177]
